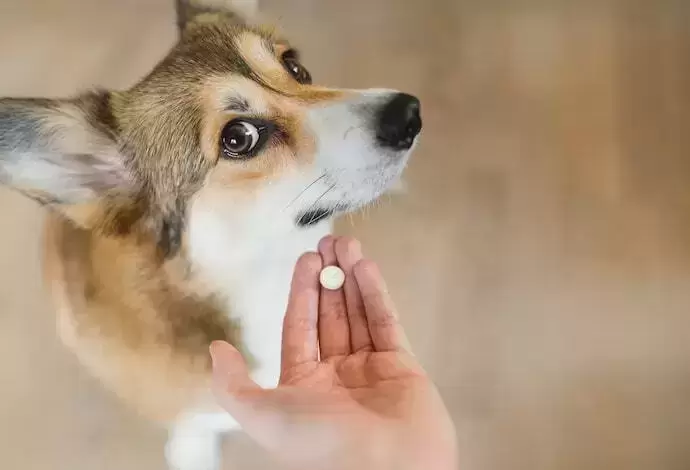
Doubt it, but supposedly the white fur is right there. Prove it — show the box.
[166,410,241,470]
[167,88,416,470]
[188,185,330,389]
[170,186,328,470]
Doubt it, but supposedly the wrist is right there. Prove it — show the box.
[374,411,458,470]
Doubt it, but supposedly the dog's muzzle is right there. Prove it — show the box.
[376,93,422,151]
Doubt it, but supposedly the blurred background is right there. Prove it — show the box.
[1,0,689,469]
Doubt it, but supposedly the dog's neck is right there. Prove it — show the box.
[182,200,329,388]
[184,197,330,309]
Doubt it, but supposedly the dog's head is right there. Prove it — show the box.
[0,0,421,256]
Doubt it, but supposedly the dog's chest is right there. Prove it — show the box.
[188,216,329,388]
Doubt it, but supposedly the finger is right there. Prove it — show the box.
[353,259,406,352]
[334,237,372,352]
[210,341,283,445]
[210,341,261,400]
[212,342,342,454]
[317,236,351,359]
[281,252,322,374]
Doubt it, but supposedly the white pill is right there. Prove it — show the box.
[320,266,345,290]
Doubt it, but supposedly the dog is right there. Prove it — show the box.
[0,1,422,468]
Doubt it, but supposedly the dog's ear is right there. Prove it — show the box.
[175,0,258,33]
[0,93,135,228]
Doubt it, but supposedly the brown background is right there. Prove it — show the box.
[1,1,689,469]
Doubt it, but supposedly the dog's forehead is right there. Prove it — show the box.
[170,22,282,82]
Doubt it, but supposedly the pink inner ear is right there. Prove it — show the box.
[1,91,134,207]
[2,149,131,205]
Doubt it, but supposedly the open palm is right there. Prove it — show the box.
[211,237,456,470]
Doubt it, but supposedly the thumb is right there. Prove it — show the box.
[210,341,293,451]
[210,341,264,409]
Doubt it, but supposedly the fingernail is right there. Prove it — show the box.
[210,342,236,394]
[209,341,226,371]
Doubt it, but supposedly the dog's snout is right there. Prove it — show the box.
[376,93,422,150]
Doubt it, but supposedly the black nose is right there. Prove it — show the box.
[376,93,422,150]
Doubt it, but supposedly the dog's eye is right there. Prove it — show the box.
[221,119,272,159]
[281,50,312,85]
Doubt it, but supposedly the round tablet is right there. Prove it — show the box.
[320,266,345,290]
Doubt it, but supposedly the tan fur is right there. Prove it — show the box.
[42,212,245,422]
[1,2,397,432]
[30,15,350,424]
[199,74,340,191]
[234,32,344,105]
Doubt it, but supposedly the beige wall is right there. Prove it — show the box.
[1,1,688,469]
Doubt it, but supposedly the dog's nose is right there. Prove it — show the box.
[376,93,422,150]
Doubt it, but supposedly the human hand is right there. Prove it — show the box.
[210,237,457,470]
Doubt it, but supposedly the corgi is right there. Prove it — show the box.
[0,1,422,468]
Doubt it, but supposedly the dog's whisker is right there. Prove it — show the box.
[283,173,327,211]
[311,183,336,210]
[302,183,337,226]
[343,126,356,140]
